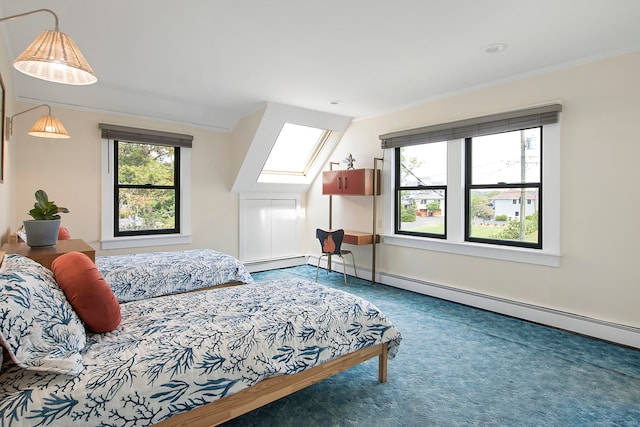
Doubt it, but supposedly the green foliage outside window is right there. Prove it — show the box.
[470,194,494,220]
[401,203,417,222]
[496,212,539,242]
[117,142,177,232]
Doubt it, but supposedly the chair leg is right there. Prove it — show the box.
[340,255,347,286]
[349,252,357,278]
[316,254,325,282]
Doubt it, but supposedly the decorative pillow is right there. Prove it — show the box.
[52,252,121,333]
[58,226,71,240]
[0,254,86,375]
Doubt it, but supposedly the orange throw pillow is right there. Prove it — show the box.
[52,251,121,333]
[58,226,71,240]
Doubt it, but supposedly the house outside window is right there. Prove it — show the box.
[466,127,542,249]
[395,141,447,238]
[379,104,562,266]
[100,124,192,250]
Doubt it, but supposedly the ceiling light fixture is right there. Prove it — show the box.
[0,8,97,85]
[485,43,508,54]
[6,104,70,140]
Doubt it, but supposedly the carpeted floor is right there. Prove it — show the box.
[221,265,640,427]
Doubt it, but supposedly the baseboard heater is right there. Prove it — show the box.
[244,256,307,273]
[309,257,640,349]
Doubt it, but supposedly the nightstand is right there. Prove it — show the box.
[1,239,95,270]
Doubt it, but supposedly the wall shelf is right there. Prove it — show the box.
[324,160,382,284]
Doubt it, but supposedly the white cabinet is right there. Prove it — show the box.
[240,197,298,262]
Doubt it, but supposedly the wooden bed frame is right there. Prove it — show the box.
[154,342,389,427]
[0,250,390,426]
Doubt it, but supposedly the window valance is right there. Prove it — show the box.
[379,103,562,149]
[99,123,193,148]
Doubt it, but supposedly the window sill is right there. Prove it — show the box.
[100,234,191,250]
[382,234,561,267]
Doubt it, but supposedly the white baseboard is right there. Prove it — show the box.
[245,256,307,273]
[306,258,640,349]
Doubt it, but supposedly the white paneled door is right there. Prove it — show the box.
[240,197,298,262]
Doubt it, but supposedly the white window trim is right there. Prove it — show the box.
[100,138,192,250]
[382,123,561,267]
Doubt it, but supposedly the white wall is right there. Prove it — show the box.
[0,34,16,244]
[9,106,240,257]
[2,30,637,340]
[306,52,640,331]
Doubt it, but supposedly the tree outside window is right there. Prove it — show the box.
[115,141,180,235]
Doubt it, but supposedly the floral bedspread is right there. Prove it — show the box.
[0,278,402,427]
[95,249,254,302]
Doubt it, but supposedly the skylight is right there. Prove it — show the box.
[260,123,330,177]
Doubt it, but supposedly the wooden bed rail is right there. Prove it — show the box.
[155,342,389,427]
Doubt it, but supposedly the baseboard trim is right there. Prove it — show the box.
[306,258,640,349]
[245,256,307,273]
[378,271,640,349]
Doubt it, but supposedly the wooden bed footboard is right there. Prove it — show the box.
[155,342,389,427]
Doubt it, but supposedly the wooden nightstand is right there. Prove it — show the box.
[1,239,95,270]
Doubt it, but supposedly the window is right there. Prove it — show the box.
[466,127,542,249]
[395,141,447,238]
[100,124,192,250]
[258,122,330,181]
[380,104,561,266]
[114,140,179,236]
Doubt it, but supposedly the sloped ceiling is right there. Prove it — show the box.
[231,103,351,193]
[0,1,639,131]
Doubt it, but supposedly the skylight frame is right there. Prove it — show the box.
[260,122,332,178]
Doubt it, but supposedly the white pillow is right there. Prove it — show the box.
[0,254,86,375]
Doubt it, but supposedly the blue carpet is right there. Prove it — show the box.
[221,266,640,427]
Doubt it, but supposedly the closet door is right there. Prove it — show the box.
[271,199,297,258]
[240,198,298,262]
[241,199,273,262]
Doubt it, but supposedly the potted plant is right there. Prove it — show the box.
[23,189,69,247]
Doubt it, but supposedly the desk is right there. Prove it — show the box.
[1,239,95,270]
[342,230,380,246]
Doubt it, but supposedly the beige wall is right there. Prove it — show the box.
[0,35,16,245]
[9,106,239,257]
[307,52,640,330]
[2,29,638,332]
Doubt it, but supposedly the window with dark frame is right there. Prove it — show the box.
[465,127,542,249]
[100,123,193,240]
[113,140,180,236]
[394,141,447,238]
[381,103,560,251]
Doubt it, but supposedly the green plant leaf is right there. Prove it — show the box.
[28,189,68,220]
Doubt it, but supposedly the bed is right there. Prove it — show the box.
[95,249,255,302]
[0,253,402,427]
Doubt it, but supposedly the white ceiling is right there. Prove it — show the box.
[1,0,639,131]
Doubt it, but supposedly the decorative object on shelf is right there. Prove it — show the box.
[0,8,96,85]
[23,189,69,247]
[343,153,356,169]
[6,104,70,140]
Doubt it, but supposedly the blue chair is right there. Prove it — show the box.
[315,229,357,285]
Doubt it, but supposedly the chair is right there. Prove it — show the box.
[315,229,357,285]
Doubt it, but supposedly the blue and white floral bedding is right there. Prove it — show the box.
[95,249,254,302]
[0,277,402,427]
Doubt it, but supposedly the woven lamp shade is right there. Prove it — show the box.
[28,114,70,139]
[14,29,97,85]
